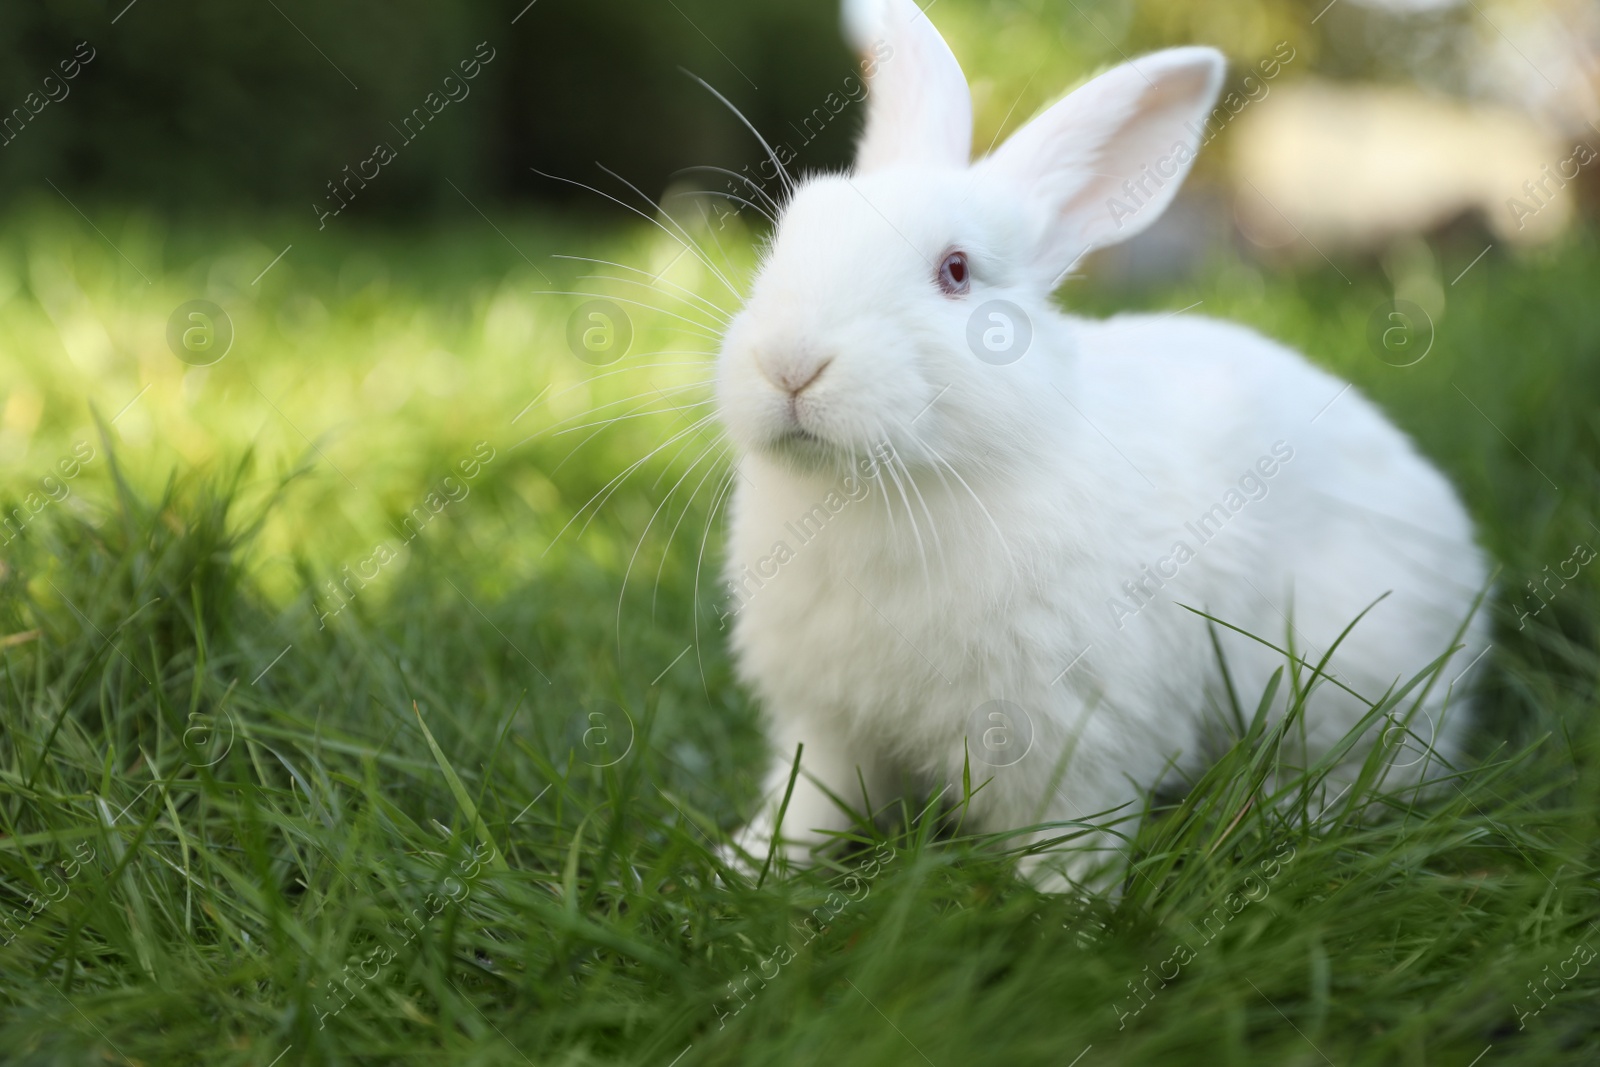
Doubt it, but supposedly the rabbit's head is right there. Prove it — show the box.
[716,0,1225,478]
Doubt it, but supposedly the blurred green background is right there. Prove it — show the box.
[6,0,1589,216]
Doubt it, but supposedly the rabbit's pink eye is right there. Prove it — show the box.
[937,251,970,296]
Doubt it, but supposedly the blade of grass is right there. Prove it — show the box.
[412,702,509,874]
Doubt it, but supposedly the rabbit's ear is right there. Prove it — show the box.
[982,47,1225,280]
[845,0,972,173]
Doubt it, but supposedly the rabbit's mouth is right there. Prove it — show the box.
[775,427,823,446]
[767,426,839,469]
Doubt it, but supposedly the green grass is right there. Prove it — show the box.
[1,206,1598,1066]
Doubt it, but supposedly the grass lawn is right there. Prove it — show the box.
[1,204,1597,1066]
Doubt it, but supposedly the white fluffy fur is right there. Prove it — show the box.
[714,0,1491,889]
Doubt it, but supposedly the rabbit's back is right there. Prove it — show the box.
[1072,312,1490,767]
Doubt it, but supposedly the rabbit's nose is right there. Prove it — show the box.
[763,356,834,397]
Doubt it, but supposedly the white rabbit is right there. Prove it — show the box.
[713,0,1492,890]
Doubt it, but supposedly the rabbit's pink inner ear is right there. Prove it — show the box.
[980,47,1227,279]
[846,0,973,174]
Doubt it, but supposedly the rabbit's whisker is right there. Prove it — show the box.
[571,413,722,548]
[574,273,731,326]
[596,161,749,300]
[681,70,796,200]
[907,432,958,510]
[551,391,713,439]
[530,355,716,419]
[868,423,899,541]
[653,442,735,620]
[548,391,675,475]
[671,164,784,216]
[538,290,723,342]
[694,466,743,701]
[670,187,777,227]
[532,166,745,299]
[554,254,736,322]
[898,467,941,587]
[879,437,931,581]
[921,437,1013,566]
[618,437,731,659]
[687,197,755,296]
[541,413,720,557]
[648,428,709,493]
[896,447,943,557]
[538,383,713,466]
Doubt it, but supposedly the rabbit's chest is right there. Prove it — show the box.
[732,537,1073,749]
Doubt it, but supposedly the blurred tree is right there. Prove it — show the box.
[0,0,857,219]
[2,0,1586,224]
